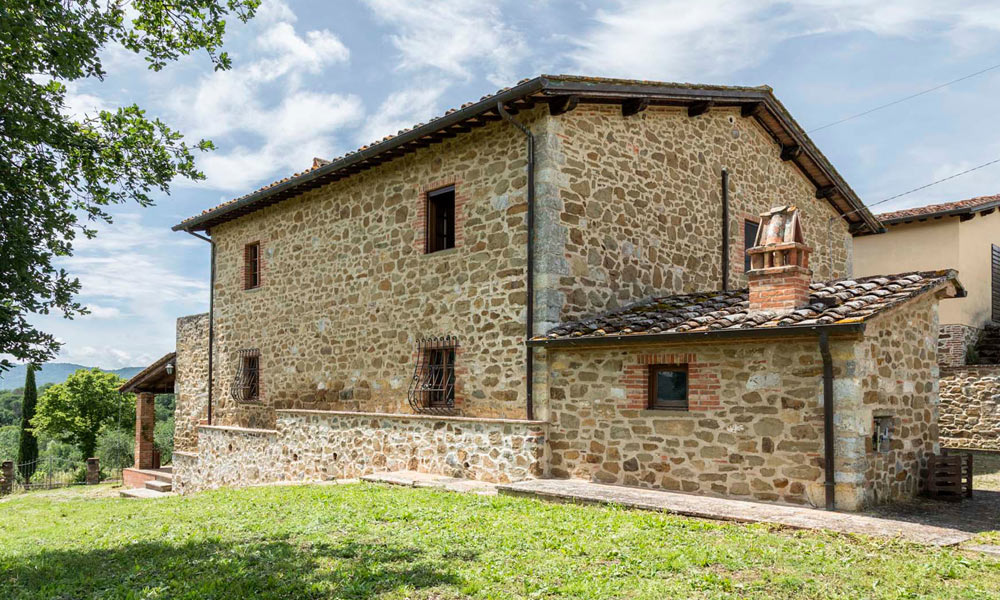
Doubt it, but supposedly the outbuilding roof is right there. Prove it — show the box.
[119,352,176,394]
[531,271,962,346]
[174,74,882,235]
[876,194,1000,226]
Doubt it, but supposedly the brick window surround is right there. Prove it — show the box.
[413,180,466,253]
[622,353,720,411]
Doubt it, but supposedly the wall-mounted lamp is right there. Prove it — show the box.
[165,363,175,375]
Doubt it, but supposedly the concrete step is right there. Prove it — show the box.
[120,487,173,499]
[145,479,172,493]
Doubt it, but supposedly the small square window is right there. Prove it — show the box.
[648,364,689,410]
[244,242,261,289]
[744,220,760,272]
[426,186,456,253]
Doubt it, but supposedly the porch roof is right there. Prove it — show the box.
[119,352,176,394]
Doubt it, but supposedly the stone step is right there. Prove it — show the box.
[145,479,172,493]
[120,487,173,499]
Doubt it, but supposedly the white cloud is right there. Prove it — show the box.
[163,0,360,192]
[356,86,446,146]
[569,1,1000,81]
[83,305,122,319]
[364,0,527,85]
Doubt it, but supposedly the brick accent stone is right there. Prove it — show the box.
[86,457,99,485]
[135,392,156,469]
[939,365,1000,450]
[173,410,546,494]
[937,323,981,367]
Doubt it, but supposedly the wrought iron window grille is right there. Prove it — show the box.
[407,336,458,415]
[230,348,260,403]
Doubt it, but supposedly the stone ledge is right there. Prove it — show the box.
[198,424,278,435]
[275,408,547,427]
[941,365,1000,374]
[173,451,199,459]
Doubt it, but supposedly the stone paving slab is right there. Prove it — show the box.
[362,471,498,495]
[497,479,974,547]
[119,487,174,499]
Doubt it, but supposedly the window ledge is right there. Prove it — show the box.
[638,408,690,417]
[423,247,459,258]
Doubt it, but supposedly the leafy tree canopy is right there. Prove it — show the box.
[1,0,259,371]
[31,368,134,459]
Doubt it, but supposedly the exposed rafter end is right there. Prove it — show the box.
[815,185,836,200]
[740,102,763,118]
[687,100,713,117]
[548,95,579,116]
[780,144,802,161]
[621,97,649,117]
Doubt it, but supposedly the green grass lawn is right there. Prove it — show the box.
[1,483,999,599]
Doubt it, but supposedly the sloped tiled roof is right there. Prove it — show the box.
[119,352,176,394]
[174,74,881,234]
[877,194,1000,225]
[537,271,961,342]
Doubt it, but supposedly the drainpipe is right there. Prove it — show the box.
[818,329,835,510]
[187,230,215,426]
[721,169,730,291]
[497,100,535,421]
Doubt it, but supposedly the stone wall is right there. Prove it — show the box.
[174,313,210,452]
[174,410,546,494]
[940,365,1000,451]
[541,296,940,510]
[208,109,545,428]
[937,323,981,367]
[534,105,853,331]
[854,293,941,505]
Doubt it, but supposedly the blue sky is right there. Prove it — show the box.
[26,0,1000,369]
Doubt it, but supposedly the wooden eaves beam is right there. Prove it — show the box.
[780,145,802,161]
[688,100,712,117]
[622,97,649,117]
[548,95,579,116]
[740,102,763,118]
[815,185,836,200]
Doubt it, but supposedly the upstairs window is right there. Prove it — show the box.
[426,186,456,253]
[230,349,260,403]
[744,220,760,272]
[408,337,458,414]
[244,242,261,289]
[648,364,689,411]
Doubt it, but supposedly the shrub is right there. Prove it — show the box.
[96,428,134,472]
[155,417,174,465]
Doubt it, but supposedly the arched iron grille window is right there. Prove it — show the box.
[407,337,458,414]
[230,348,260,403]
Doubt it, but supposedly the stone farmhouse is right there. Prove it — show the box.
[855,194,1000,366]
[130,75,965,511]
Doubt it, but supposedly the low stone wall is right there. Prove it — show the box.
[171,451,199,495]
[175,410,547,494]
[940,366,1000,451]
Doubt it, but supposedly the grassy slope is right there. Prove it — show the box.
[1,483,998,599]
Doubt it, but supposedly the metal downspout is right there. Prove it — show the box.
[819,330,835,510]
[187,230,215,426]
[721,169,730,291]
[497,101,535,421]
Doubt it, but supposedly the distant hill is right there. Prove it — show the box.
[0,363,144,390]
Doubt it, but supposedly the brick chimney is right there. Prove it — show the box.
[747,206,813,313]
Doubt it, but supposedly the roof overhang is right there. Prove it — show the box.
[174,75,882,235]
[119,352,176,394]
[877,198,1000,228]
[526,322,867,349]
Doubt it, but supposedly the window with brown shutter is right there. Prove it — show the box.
[426,186,455,253]
[244,242,260,289]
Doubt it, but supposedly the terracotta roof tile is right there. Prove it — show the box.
[539,271,960,341]
[877,194,1000,223]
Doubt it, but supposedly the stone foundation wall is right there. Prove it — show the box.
[937,323,981,367]
[940,366,1000,451]
[174,313,209,452]
[174,410,546,494]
